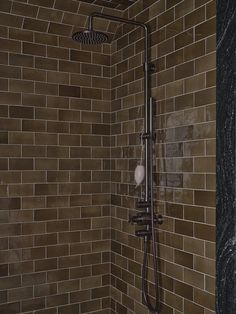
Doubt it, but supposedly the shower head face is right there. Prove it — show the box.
[72,30,108,45]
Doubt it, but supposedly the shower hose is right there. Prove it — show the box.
[142,207,159,313]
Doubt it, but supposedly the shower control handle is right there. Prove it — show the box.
[137,200,151,208]
[135,229,152,238]
[143,62,156,73]
[129,213,153,225]
[157,214,164,225]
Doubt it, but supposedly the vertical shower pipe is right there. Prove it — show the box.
[88,13,153,226]
[88,12,152,216]
[88,13,158,311]
[88,11,151,210]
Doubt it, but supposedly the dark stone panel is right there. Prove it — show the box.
[216,1,236,313]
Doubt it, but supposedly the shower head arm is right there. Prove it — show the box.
[88,12,149,63]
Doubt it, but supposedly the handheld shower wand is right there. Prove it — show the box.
[72,13,163,313]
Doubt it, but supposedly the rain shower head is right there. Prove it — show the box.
[72,29,108,45]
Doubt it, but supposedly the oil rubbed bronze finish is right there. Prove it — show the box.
[73,13,162,313]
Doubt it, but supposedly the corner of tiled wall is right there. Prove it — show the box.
[0,0,216,313]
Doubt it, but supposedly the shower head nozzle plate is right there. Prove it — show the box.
[72,30,108,45]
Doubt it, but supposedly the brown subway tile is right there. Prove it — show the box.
[47,47,69,60]
[59,85,80,98]
[175,61,194,80]
[184,73,205,93]
[0,65,21,79]
[166,80,183,98]
[0,0,12,13]
[0,302,20,313]
[35,258,57,272]
[22,120,46,132]
[35,158,58,170]
[9,184,33,197]
[185,6,205,29]
[195,52,216,74]
[9,28,34,42]
[166,18,184,39]
[175,280,193,300]
[158,8,174,28]
[23,17,48,32]
[8,286,33,302]
[10,81,34,94]
[54,0,79,13]
[184,40,205,61]
[23,69,46,82]
[10,105,34,118]
[23,42,46,57]
[195,17,216,40]
[35,133,58,145]
[206,34,216,53]
[0,78,8,91]
[22,196,45,209]
[175,0,194,18]
[194,223,215,242]
[175,250,193,268]
[9,53,34,67]
[158,38,174,57]
[0,25,8,39]
[0,53,8,66]
[10,158,33,170]
[47,96,69,109]
[35,82,58,96]
[184,299,204,314]
[81,63,102,76]
[12,2,39,18]
[35,184,57,196]
[175,219,193,236]
[0,12,23,28]
[29,0,54,7]
[175,29,194,50]
[47,294,69,308]
[194,190,215,207]
[207,1,216,18]
[166,49,184,68]
[9,132,34,145]
[194,288,215,311]
[48,22,72,36]
[35,32,58,46]
[35,57,58,71]
[195,87,216,107]
[38,7,63,22]
[59,60,80,74]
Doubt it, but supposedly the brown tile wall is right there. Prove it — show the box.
[0,1,115,313]
[0,0,216,313]
[110,0,216,313]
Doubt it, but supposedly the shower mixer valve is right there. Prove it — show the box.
[129,210,163,227]
[129,212,154,225]
[143,62,156,73]
[140,132,156,141]
[136,200,151,208]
